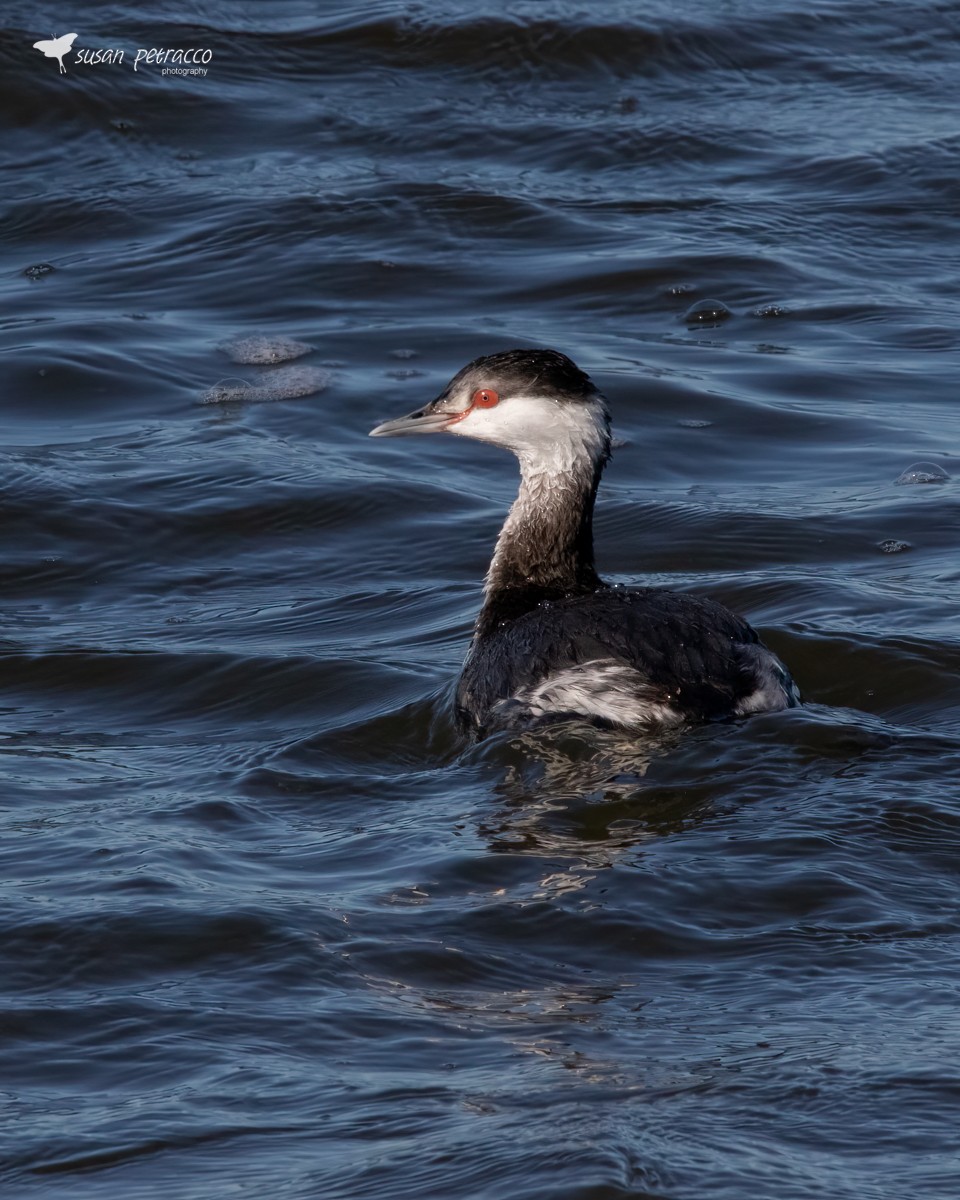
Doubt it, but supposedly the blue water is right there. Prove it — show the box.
[3,2,960,1197]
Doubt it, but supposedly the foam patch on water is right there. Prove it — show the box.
[219,333,314,364]
[201,366,331,404]
[895,462,949,485]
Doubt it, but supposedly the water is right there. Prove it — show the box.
[3,2,960,1197]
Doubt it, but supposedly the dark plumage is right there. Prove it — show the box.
[370,348,800,739]
[456,588,783,736]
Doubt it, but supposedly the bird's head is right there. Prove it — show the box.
[369,348,611,472]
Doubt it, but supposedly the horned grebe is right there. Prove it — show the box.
[370,349,799,738]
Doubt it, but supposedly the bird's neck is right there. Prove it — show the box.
[477,448,604,636]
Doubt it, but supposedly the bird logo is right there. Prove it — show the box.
[32,32,78,74]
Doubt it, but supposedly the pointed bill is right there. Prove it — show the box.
[369,405,461,437]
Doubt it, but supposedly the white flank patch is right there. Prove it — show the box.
[502,659,684,727]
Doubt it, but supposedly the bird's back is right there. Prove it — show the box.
[456,586,798,735]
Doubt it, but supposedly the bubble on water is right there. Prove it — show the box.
[878,539,911,554]
[894,462,949,485]
[219,333,314,365]
[667,282,696,297]
[753,303,789,318]
[390,349,418,360]
[386,369,422,379]
[683,299,732,325]
[24,263,55,280]
[201,366,331,405]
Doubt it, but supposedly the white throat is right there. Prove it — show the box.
[470,396,610,607]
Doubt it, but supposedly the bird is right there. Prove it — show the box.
[370,348,799,739]
[32,33,78,74]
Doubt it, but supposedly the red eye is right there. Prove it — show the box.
[472,388,499,409]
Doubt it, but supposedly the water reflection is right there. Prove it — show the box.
[471,719,711,864]
[466,703,946,869]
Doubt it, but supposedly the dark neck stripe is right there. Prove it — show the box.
[477,456,604,636]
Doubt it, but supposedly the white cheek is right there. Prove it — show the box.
[448,395,557,445]
[448,394,607,470]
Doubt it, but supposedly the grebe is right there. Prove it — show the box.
[370,349,799,738]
